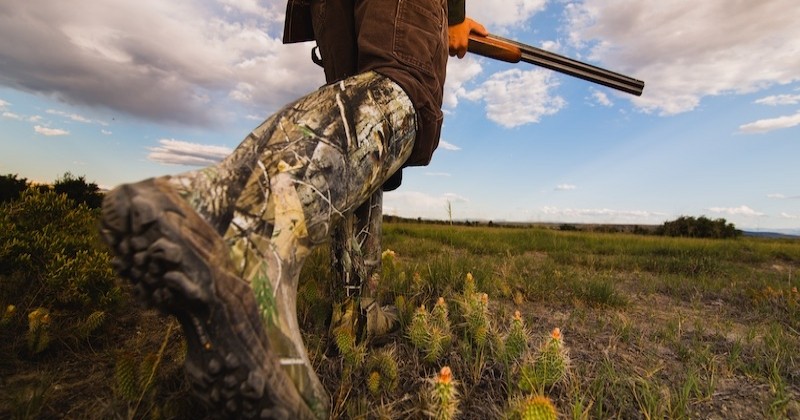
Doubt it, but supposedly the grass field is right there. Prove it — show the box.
[2,220,799,419]
[302,222,800,419]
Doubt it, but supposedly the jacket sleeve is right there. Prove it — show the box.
[448,0,465,25]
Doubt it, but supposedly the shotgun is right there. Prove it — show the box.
[468,33,645,96]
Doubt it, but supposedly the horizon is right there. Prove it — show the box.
[1,0,798,233]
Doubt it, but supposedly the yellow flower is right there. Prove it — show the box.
[28,308,42,323]
[4,305,15,317]
[551,327,561,341]
[381,249,397,259]
[437,366,452,385]
[513,310,522,321]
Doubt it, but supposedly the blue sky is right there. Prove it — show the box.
[1,0,799,233]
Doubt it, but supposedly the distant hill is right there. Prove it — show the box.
[743,230,800,239]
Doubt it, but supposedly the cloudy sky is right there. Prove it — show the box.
[1,0,799,233]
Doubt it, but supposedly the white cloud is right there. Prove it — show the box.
[768,193,800,200]
[466,69,566,128]
[218,0,282,19]
[555,184,577,191]
[384,191,470,220]
[590,89,613,107]
[738,110,800,134]
[443,193,469,203]
[540,206,667,221]
[47,109,92,123]
[444,57,483,109]
[707,205,765,217]
[468,0,547,29]
[34,125,69,136]
[101,129,113,135]
[0,0,323,127]
[0,99,9,109]
[2,111,22,120]
[437,140,462,151]
[755,94,800,106]
[566,0,800,115]
[147,139,232,166]
[780,212,798,219]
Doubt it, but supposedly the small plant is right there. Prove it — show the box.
[519,328,569,393]
[0,188,121,352]
[26,307,51,354]
[115,351,158,402]
[367,371,382,396]
[503,310,530,364]
[407,299,453,363]
[426,366,459,420]
[75,310,107,340]
[1,303,15,327]
[365,347,400,396]
[333,324,366,368]
[464,292,491,349]
[508,395,558,420]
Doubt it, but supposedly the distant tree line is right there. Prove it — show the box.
[1,172,103,208]
[655,215,741,239]
[384,214,742,239]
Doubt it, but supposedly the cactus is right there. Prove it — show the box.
[334,326,366,368]
[430,297,451,332]
[26,307,51,354]
[519,328,569,392]
[427,366,459,420]
[504,311,530,364]
[409,305,430,348]
[1,304,16,328]
[463,292,491,349]
[366,347,400,395]
[115,352,140,401]
[76,310,106,339]
[367,371,382,396]
[510,395,558,420]
[464,272,476,297]
[407,300,452,363]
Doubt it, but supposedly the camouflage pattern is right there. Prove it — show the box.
[165,71,416,414]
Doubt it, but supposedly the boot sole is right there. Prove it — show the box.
[100,178,314,419]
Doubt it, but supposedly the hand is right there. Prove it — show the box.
[448,17,488,59]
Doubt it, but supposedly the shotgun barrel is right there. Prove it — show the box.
[468,34,645,97]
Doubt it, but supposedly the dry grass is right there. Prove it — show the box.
[2,221,798,419]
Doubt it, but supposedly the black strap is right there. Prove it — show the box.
[311,46,324,68]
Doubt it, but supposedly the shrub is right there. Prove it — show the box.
[53,172,104,209]
[656,216,741,239]
[0,173,29,203]
[0,189,121,353]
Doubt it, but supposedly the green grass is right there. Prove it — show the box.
[3,219,799,419]
[315,222,800,418]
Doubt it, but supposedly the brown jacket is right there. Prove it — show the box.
[283,0,464,169]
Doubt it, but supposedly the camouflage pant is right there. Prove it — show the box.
[166,71,415,410]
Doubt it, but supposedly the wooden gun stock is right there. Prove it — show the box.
[467,34,645,96]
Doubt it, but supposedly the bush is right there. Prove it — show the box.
[0,174,29,203]
[0,188,121,353]
[655,216,741,239]
[53,172,104,209]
